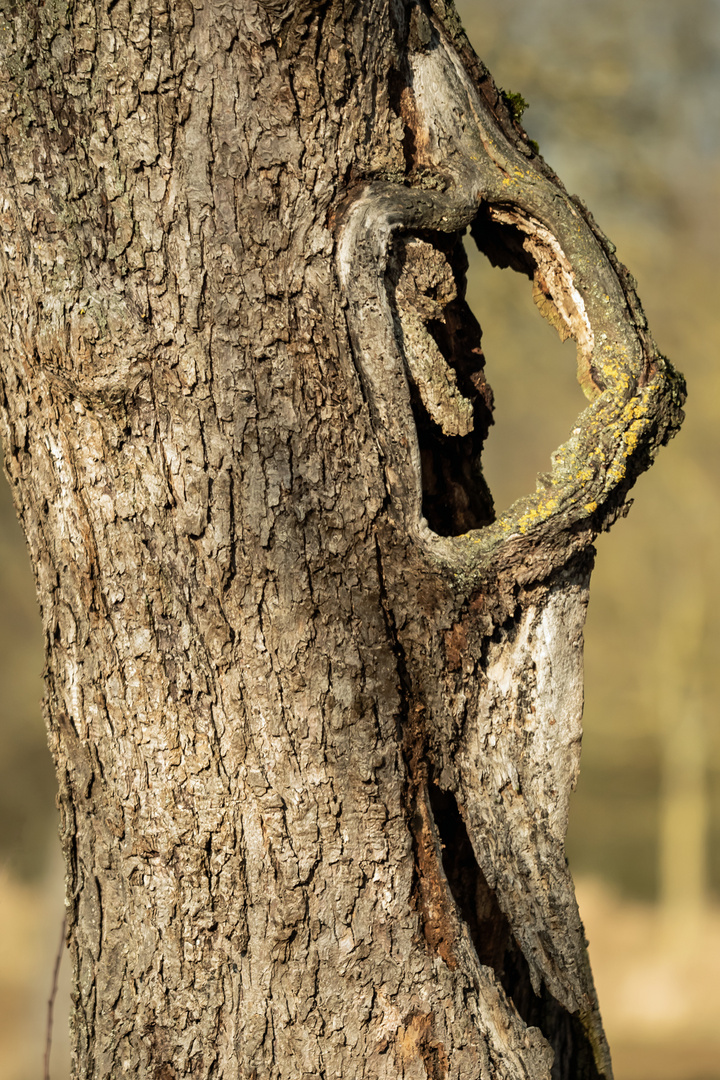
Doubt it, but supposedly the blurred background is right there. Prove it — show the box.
[1,1,718,1077]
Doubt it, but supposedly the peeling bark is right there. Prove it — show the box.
[0,1,683,1078]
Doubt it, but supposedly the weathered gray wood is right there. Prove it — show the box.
[0,0,683,1077]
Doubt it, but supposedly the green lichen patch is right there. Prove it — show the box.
[501,88,530,123]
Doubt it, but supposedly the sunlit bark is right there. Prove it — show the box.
[0,0,683,1076]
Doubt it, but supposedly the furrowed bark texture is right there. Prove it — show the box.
[0,1,684,1078]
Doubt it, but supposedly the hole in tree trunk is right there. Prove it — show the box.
[466,210,587,514]
[428,783,605,1080]
[389,210,591,537]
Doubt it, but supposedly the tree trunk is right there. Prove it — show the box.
[0,1,684,1077]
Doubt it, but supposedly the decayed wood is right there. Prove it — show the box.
[0,0,683,1078]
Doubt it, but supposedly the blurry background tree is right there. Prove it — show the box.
[0,1,718,1078]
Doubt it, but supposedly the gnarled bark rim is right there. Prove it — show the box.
[336,8,684,585]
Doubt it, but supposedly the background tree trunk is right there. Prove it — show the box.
[0,1,683,1077]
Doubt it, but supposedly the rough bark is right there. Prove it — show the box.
[0,1,684,1078]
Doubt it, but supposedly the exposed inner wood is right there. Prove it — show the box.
[472,207,598,401]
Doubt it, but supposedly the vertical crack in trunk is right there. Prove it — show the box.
[428,783,606,1080]
[375,534,461,970]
